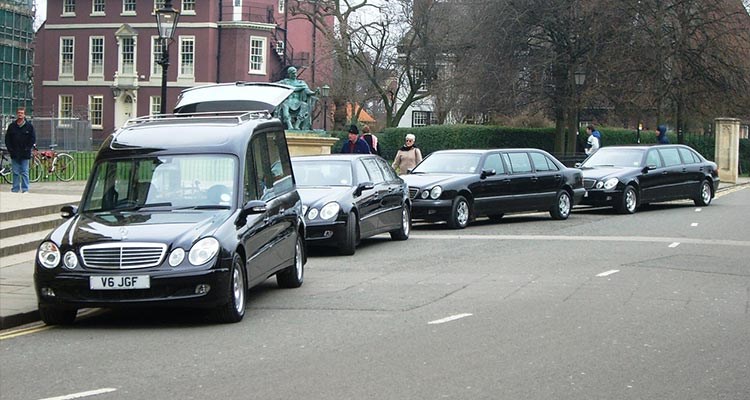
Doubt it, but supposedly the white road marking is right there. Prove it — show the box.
[39,388,117,400]
[428,313,473,325]
[695,208,702,212]
[596,269,620,277]
[668,242,680,248]
[408,234,750,248]
[691,223,699,227]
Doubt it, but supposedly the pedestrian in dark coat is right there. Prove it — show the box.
[340,125,371,154]
[656,125,670,144]
[4,107,36,193]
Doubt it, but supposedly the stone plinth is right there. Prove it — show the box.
[285,131,340,156]
[714,118,741,184]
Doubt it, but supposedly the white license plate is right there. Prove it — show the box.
[90,275,150,290]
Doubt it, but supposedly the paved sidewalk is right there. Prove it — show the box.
[1,178,748,330]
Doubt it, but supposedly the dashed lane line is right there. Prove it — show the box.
[596,270,620,277]
[428,313,473,325]
[38,388,117,400]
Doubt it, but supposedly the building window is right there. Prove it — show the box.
[120,37,135,74]
[88,96,103,129]
[63,0,76,15]
[154,1,165,11]
[151,37,164,77]
[278,0,284,13]
[123,0,136,14]
[182,0,195,13]
[150,96,161,115]
[59,37,74,77]
[249,36,266,75]
[92,0,105,14]
[89,37,104,77]
[412,111,433,127]
[59,95,73,125]
[179,36,195,77]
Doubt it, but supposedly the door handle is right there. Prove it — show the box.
[661,171,668,175]
[530,177,538,182]
[503,179,511,184]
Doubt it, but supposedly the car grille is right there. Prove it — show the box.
[583,179,597,189]
[409,187,420,199]
[81,242,167,269]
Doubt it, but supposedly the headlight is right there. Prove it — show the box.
[603,178,619,190]
[307,208,319,220]
[319,202,341,220]
[169,248,185,267]
[420,190,430,199]
[430,186,442,199]
[188,237,220,266]
[63,251,78,269]
[595,181,604,189]
[38,241,61,269]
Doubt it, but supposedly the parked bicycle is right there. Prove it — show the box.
[0,147,11,184]
[30,144,77,182]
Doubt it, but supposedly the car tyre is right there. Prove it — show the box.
[338,212,359,255]
[550,190,572,220]
[616,185,638,214]
[447,195,470,229]
[215,253,246,323]
[390,204,411,241]
[694,180,713,206]
[277,235,305,288]
[39,305,77,326]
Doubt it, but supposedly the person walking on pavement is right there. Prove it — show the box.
[656,125,670,144]
[584,124,601,155]
[392,133,423,175]
[5,106,36,193]
[361,125,381,157]
[340,124,371,154]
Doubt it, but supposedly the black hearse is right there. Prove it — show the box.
[35,83,305,325]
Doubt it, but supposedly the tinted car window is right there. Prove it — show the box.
[483,153,505,174]
[659,148,682,167]
[645,150,663,168]
[504,152,532,174]
[678,147,699,164]
[530,152,558,172]
[252,131,293,200]
[362,158,385,183]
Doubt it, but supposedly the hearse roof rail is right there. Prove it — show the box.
[121,110,272,128]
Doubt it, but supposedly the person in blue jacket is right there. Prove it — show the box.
[340,125,371,154]
[656,125,670,144]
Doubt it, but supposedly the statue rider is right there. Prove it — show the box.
[275,66,318,130]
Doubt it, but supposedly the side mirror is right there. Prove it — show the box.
[60,205,78,219]
[355,181,375,197]
[480,169,496,179]
[406,169,413,174]
[574,162,582,168]
[642,165,656,173]
[235,200,267,226]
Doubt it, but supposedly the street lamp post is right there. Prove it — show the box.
[573,69,586,155]
[320,84,330,131]
[155,0,180,115]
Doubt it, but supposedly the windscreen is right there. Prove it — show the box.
[412,153,482,174]
[82,155,237,212]
[293,160,353,186]
[580,148,644,168]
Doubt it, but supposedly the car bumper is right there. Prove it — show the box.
[304,220,346,246]
[578,189,622,206]
[410,199,454,221]
[35,263,232,309]
[572,187,587,205]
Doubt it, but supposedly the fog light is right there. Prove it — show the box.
[195,284,211,294]
[323,230,333,238]
[41,287,56,297]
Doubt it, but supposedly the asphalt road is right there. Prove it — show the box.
[1,186,749,400]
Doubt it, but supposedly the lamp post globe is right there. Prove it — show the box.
[320,84,330,131]
[155,0,180,115]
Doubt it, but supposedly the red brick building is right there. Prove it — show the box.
[33,0,332,145]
